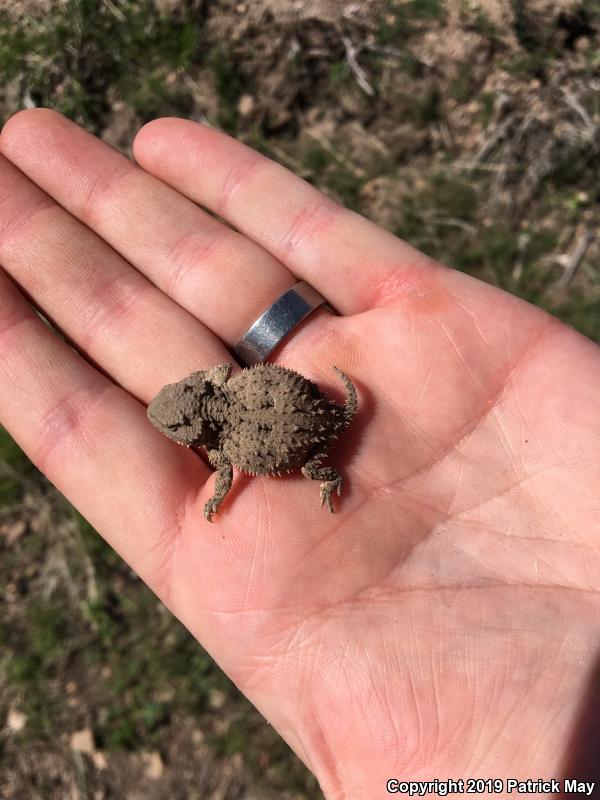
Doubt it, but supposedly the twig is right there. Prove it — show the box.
[348,121,390,156]
[104,0,127,23]
[341,35,375,96]
[509,111,535,150]
[556,229,595,288]
[305,128,366,177]
[449,161,522,173]
[287,36,301,63]
[511,232,531,283]
[267,143,307,174]
[560,86,597,142]
[474,111,517,164]
[427,216,478,234]
[436,120,455,151]
[364,43,434,68]
[342,3,378,30]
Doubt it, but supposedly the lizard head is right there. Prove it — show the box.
[147,371,218,447]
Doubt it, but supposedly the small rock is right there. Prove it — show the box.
[92,751,108,771]
[191,729,204,744]
[0,520,26,544]
[208,688,227,710]
[231,752,243,770]
[70,728,95,754]
[141,751,164,780]
[7,709,27,732]
[237,94,255,117]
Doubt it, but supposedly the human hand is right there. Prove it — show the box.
[0,110,598,798]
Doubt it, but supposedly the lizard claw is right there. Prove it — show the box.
[203,499,219,522]
[320,477,342,513]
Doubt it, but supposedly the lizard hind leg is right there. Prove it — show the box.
[301,455,343,513]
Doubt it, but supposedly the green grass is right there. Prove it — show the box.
[501,51,554,79]
[462,7,500,39]
[206,46,246,132]
[408,0,447,20]
[0,470,20,506]
[379,0,447,44]
[511,1,548,53]
[0,0,202,126]
[477,92,497,125]
[0,427,38,505]
[3,599,69,735]
[449,62,478,104]
[410,84,442,125]
[6,603,66,684]
[329,59,349,85]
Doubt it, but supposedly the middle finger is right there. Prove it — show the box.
[0,109,299,348]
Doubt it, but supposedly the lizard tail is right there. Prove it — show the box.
[332,366,358,424]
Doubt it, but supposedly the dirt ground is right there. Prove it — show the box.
[1,0,599,798]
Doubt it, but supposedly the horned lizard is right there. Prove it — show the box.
[147,363,357,521]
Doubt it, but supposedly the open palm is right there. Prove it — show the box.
[1,110,599,799]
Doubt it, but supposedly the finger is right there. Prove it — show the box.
[0,268,210,591]
[132,117,436,314]
[0,155,231,401]
[0,109,299,348]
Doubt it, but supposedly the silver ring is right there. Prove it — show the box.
[234,281,329,365]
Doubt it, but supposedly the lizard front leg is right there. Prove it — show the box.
[204,450,233,522]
